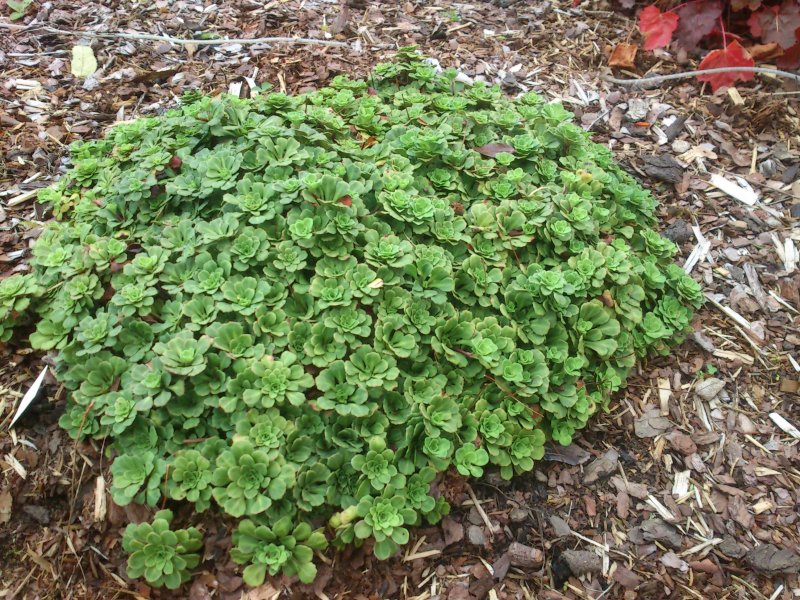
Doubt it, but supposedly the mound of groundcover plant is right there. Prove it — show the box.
[0,47,703,588]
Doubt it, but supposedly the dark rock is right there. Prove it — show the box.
[642,154,684,184]
[662,218,693,244]
[790,204,800,219]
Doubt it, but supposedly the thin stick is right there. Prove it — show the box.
[0,22,349,47]
[465,484,496,538]
[603,66,800,86]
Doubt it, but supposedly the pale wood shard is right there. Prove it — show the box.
[769,413,800,439]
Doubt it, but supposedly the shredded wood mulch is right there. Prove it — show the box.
[1,1,799,599]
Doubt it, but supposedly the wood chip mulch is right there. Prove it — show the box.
[1,1,799,599]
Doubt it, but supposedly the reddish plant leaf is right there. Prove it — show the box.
[777,40,800,69]
[474,143,514,157]
[748,0,800,49]
[608,43,638,68]
[639,5,680,51]
[675,0,722,50]
[697,40,755,92]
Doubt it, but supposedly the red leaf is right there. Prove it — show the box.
[474,143,515,157]
[639,5,679,51]
[777,40,800,69]
[338,195,353,207]
[748,0,800,49]
[697,40,755,92]
[675,0,722,51]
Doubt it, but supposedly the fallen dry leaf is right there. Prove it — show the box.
[609,42,638,68]
[474,142,514,157]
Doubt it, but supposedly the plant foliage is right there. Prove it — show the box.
[0,47,701,587]
[632,0,800,91]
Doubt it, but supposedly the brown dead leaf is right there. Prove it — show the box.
[441,515,464,547]
[667,431,697,455]
[189,579,213,600]
[609,43,638,68]
[544,443,590,465]
[244,582,280,600]
[613,565,642,588]
[474,143,515,157]
[748,42,782,61]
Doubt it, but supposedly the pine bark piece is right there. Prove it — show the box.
[507,542,544,569]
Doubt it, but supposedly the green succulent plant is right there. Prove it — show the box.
[1,46,701,589]
[231,516,327,586]
[122,510,203,589]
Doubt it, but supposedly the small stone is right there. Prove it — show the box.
[509,507,528,523]
[549,515,572,537]
[758,159,779,178]
[721,247,741,262]
[662,219,693,244]
[731,237,751,248]
[625,98,649,122]
[671,139,691,154]
[695,377,725,401]
[790,204,800,219]
[467,524,486,546]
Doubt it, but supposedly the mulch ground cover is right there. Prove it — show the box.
[1,1,799,598]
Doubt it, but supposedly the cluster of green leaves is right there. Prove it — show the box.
[1,47,701,587]
[122,510,203,589]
